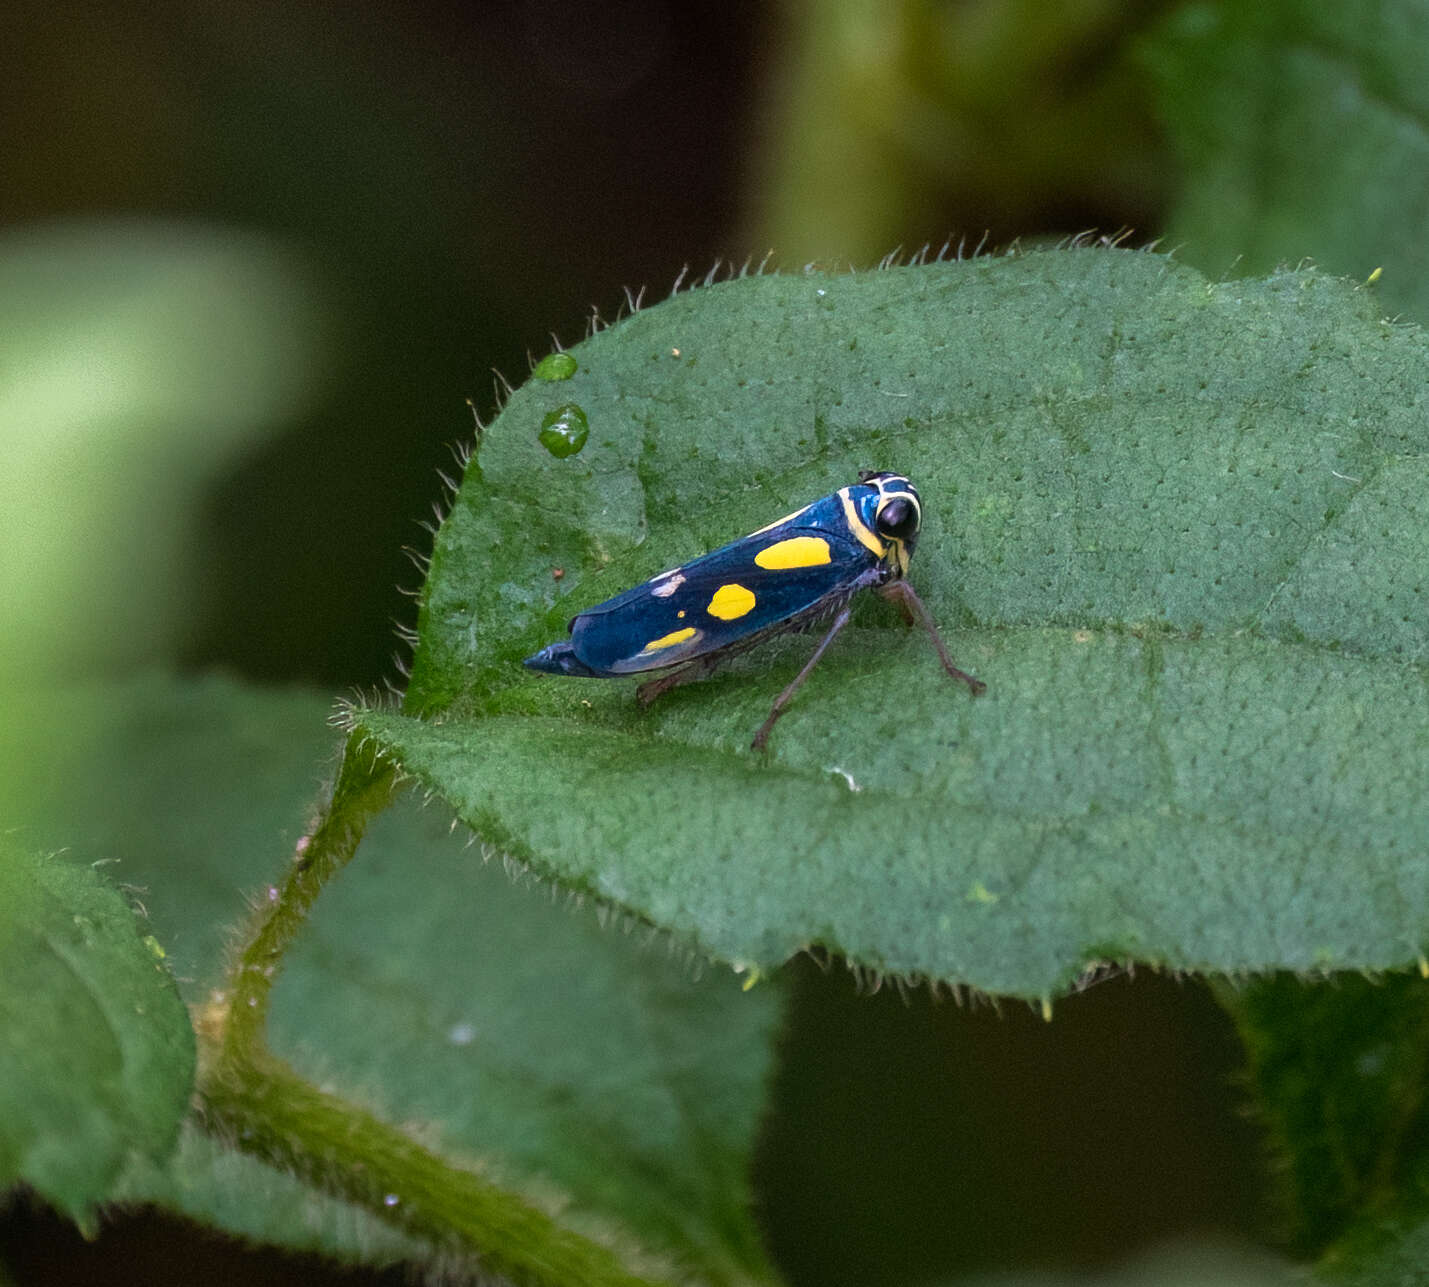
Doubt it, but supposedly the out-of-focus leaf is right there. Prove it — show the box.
[1324,1217,1429,1286]
[752,0,1167,266]
[1223,974,1429,1275]
[2,676,780,1279]
[0,839,193,1224]
[1142,1,1429,322]
[0,221,325,680]
[0,677,338,1004]
[110,1122,431,1269]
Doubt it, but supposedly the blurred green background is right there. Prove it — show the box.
[5,0,1373,1281]
[0,0,1177,692]
[2,1,766,689]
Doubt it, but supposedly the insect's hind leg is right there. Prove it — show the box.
[751,604,854,751]
[636,655,722,708]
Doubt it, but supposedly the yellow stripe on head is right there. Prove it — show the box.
[838,487,886,558]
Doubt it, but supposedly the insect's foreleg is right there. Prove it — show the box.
[878,580,985,696]
[636,655,721,707]
[751,605,854,751]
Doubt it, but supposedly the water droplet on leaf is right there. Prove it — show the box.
[533,352,578,381]
[539,403,590,458]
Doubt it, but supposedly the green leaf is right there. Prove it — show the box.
[268,790,778,1280]
[0,838,194,1223]
[370,248,1429,999]
[111,1121,432,1269]
[1325,1217,1429,1287]
[0,676,341,1006]
[3,676,780,1278]
[1222,974,1429,1277]
[1141,0,1429,322]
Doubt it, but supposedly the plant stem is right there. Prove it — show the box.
[218,734,398,1056]
[198,731,673,1287]
[201,1049,670,1287]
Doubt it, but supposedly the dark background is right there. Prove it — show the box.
[4,3,1269,1283]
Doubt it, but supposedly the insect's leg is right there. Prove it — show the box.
[878,580,985,695]
[751,605,853,751]
[636,655,720,707]
[888,595,916,626]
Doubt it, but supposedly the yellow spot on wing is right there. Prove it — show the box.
[707,583,756,620]
[755,536,832,569]
[640,626,697,653]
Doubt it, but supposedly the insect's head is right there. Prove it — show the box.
[856,470,922,576]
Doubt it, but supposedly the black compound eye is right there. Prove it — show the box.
[876,496,919,541]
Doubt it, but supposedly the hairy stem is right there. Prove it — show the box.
[197,731,671,1287]
[201,1049,668,1287]
[218,734,398,1057]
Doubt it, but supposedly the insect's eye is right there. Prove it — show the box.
[876,496,919,541]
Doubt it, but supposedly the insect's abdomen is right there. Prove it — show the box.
[572,551,879,675]
[522,642,602,677]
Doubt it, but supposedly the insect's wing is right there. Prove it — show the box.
[568,526,877,675]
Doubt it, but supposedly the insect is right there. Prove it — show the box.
[523,471,984,749]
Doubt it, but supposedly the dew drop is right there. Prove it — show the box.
[533,352,578,381]
[539,403,590,458]
[383,1193,400,1208]
[447,1022,476,1046]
